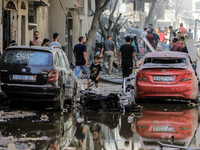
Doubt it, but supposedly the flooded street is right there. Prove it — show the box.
[0,101,199,150]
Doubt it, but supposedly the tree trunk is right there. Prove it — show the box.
[144,0,156,27]
[98,18,107,40]
[86,9,100,55]
[86,0,110,54]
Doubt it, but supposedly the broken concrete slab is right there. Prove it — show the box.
[185,39,199,63]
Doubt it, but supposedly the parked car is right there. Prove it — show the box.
[0,46,77,110]
[134,51,199,102]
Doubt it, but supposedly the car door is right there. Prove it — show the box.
[54,52,63,89]
[57,51,73,99]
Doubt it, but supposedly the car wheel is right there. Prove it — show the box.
[53,88,64,111]
[71,84,77,105]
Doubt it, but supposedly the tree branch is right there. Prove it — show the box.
[100,0,110,12]
[107,0,119,35]
[98,17,107,40]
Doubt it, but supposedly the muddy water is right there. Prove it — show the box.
[0,101,199,150]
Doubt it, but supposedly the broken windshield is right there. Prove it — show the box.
[143,57,187,66]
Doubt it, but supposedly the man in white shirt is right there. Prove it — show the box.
[137,28,147,54]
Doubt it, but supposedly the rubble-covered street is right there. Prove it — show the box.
[0,75,200,149]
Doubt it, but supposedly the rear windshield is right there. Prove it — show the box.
[144,57,187,66]
[2,50,52,66]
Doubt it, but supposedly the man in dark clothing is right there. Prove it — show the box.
[149,24,154,34]
[74,36,88,79]
[146,31,155,53]
[152,30,160,50]
[181,47,188,53]
[118,36,137,78]
[168,26,174,38]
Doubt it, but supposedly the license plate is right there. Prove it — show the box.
[12,75,37,81]
[16,142,36,149]
[153,76,174,82]
[153,126,174,132]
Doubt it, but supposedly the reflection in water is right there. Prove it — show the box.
[0,103,199,150]
[136,103,199,150]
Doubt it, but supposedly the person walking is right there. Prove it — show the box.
[156,27,165,47]
[30,31,43,46]
[74,36,88,80]
[100,35,116,74]
[49,33,61,47]
[146,31,155,53]
[149,24,154,34]
[169,32,176,50]
[179,23,187,35]
[152,30,160,50]
[137,28,148,55]
[188,29,193,39]
[117,36,137,78]
[85,55,102,91]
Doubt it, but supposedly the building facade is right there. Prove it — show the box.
[1,0,95,63]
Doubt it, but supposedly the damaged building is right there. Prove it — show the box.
[0,0,95,64]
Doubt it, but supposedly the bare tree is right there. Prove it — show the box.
[86,0,110,54]
[98,0,119,40]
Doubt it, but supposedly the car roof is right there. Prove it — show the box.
[144,51,189,58]
[5,45,62,52]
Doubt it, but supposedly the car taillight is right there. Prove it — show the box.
[180,127,192,135]
[47,69,59,82]
[137,126,147,133]
[136,73,147,81]
[181,73,193,81]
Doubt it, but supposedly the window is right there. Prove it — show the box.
[58,52,66,67]
[144,57,187,66]
[3,50,52,66]
[62,52,70,68]
[54,53,60,66]
[28,2,36,23]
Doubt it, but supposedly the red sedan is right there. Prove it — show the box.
[134,51,199,102]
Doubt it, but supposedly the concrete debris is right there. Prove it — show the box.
[40,114,49,121]
[0,111,35,119]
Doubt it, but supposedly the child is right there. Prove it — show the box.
[85,55,102,91]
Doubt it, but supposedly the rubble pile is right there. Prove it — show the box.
[80,92,122,111]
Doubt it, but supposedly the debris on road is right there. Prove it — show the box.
[80,92,122,111]
[0,110,36,119]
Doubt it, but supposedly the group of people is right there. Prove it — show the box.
[29,31,61,47]
[138,23,192,53]
[73,34,137,91]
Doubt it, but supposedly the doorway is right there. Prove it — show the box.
[65,12,73,64]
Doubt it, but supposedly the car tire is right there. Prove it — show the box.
[53,88,64,111]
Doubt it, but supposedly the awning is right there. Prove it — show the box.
[30,0,50,7]
[72,0,84,8]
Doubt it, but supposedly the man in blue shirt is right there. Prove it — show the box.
[49,33,62,47]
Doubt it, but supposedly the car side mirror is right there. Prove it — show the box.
[70,63,75,69]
